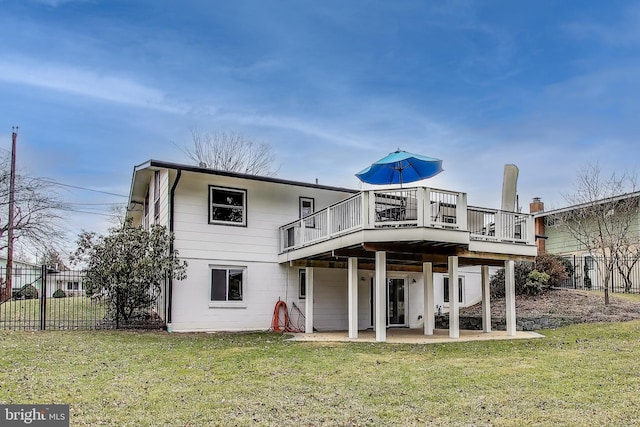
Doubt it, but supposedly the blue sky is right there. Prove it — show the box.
[1,0,639,257]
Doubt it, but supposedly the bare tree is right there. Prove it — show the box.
[182,130,278,176]
[0,154,65,246]
[108,203,128,227]
[0,154,66,299]
[41,246,69,271]
[554,163,639,304]
[613,225,640,293]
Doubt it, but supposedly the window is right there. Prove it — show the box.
[545,216,559,227]
[299,197,315,227]
[210,267,245,304]
[143,190,150,230]
[443,276,464,304]
[153,171,161,223]
[298,269,306,299]
[286,227,296,248]
[66,281,79,291]
[209,186,247,226]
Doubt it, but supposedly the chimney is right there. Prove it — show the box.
[530,197,544,214]
[530,197,546,255]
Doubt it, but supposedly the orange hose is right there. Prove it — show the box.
[271,300,290,332]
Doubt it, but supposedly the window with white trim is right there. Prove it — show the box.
[443,276,464,304]
[298,269,306,299]
[66,281,79,291]
[153,171,161,223]
[209,186,247,226]
[210,267,245,303]
[299,197,315,228]
[143,190,150,230]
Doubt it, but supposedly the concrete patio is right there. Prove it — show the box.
[288,328,544,344]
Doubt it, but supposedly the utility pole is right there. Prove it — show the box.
[5,127,17,300]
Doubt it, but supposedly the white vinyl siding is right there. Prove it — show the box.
[168,171,355,331]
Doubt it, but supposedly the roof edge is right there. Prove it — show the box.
[135,159,359,194]
[534,190,640,218]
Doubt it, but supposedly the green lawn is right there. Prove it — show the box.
[1,322,640,426]
[0,296,108,330]
[609,292,640,303]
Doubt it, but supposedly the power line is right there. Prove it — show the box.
[67,202,126,206]
[40,179,128,198]
[60,208,122,218]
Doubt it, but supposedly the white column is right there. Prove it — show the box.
[448,256,459,339]
[305,267,314,334]
[348,257,358,339]
[375,251,387,342]
[423,262,434,335]
[481,265,491,333]
[505,260,516,336]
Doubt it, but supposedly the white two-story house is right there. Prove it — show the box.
[127,160,537,342]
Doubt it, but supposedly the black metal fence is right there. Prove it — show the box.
[559,255,640,294]
[0,265,167,331]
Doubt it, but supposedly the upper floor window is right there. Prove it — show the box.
[153,171,161,223]
[143,190,150,230]
[209,186,247,226]
[300,197,315,228]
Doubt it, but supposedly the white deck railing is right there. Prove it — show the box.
[280,186,533,252]
[467,207,532,244]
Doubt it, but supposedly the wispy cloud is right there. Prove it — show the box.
[0,58,186,113]
[28,0,90,7]
[563,2,640,45]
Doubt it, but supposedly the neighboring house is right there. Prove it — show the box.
[532,193,640,291]
[127,160,537,342]
[0,258,41,298]
[45,269,87,298]
[0,258,87,298]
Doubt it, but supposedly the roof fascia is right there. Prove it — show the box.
[534,191,640,218]
[141,159,359,194]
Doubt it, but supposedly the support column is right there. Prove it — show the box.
[423,262,434,335]
[375,251,387,342]
[505,260,516,336]
[448,256,459,339]
[348,257,358,339]
[481,265,491,333]
[305,267,314,334]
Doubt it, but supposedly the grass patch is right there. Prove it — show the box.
[2,323,640,425]
[0,297,108,330]
[611,292,640,303]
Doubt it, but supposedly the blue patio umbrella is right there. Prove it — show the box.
[355,149,443,186]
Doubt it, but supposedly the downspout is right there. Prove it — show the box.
[168,169,182,326]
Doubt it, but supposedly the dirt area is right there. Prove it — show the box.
[460,288,640,323]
